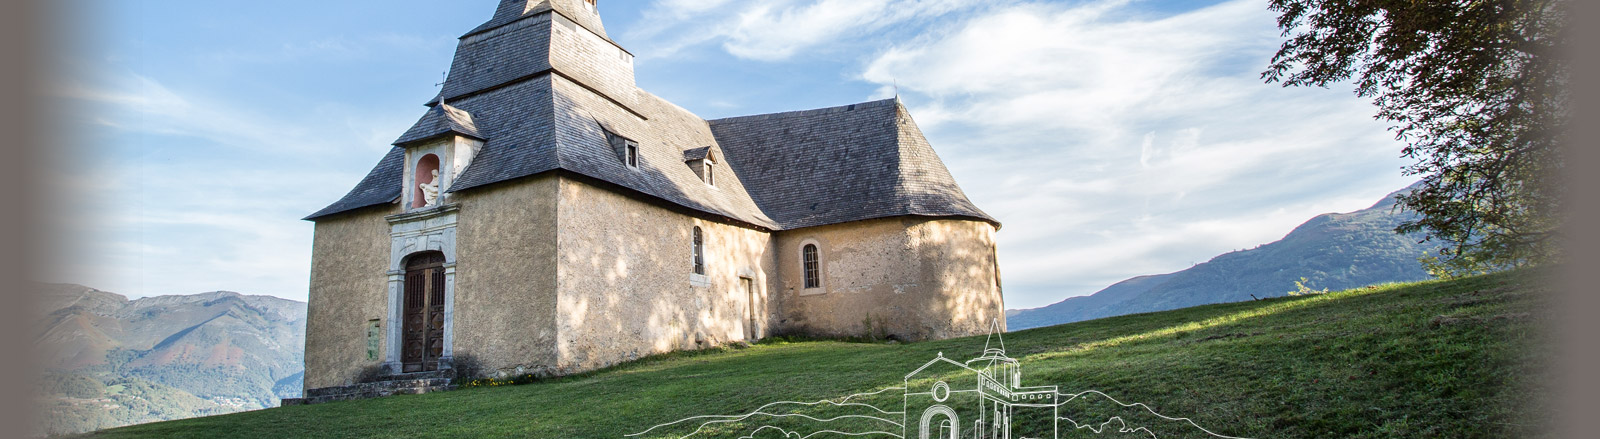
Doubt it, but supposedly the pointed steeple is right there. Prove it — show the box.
[468,0,609,40]
[432,0,634,109]
[981,319,1006,355]
[491,0,540,20]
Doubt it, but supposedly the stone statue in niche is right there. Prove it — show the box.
[420,170,441,206]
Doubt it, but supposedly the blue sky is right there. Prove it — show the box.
[47,0,1418,309]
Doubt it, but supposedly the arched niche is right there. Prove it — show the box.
[413,154,441,208]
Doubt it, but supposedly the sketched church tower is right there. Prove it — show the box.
[904,322,1058,439]
[298,0,1005,396]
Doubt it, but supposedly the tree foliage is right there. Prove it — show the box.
[1262,0,1569,271]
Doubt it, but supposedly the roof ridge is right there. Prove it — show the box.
[639,90,707,124]
[707,98,899,125]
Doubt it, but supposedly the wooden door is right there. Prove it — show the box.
[402,252,447,373]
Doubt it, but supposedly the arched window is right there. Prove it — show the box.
[692,227,705,275]
[802,244,820,289]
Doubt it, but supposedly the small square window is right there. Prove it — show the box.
[626,141,639,168]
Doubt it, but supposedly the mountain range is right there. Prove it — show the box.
[31,284,305,437]
[1008,184,1436,331]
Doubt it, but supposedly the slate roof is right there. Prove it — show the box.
[682,146,711,162]
[306,2,996,231]
[436,13,556,104]
[394,103,483,145]
[429,4,634,109]
[304,147,404,220]
[709,99,996,230]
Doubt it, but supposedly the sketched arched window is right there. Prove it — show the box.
[802,244,820,289]
[692,227,706,275]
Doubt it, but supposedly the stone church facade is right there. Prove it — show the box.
[301,0,1005,391]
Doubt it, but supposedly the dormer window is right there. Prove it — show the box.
[684,146,719,187]
[393,103,484,211]
[603,126,639,170]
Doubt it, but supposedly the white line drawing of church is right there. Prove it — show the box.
[628,320,1250,439]
[902,322,1058,439]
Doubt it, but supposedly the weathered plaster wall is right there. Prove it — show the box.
[307,177,998,385]
[554,177,776,373]
[451,174,562,377]
[773,217,1004,341]
[304,206,398,390]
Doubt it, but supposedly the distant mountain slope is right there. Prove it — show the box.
[1010,184,1436,331]
[30,284,306,437]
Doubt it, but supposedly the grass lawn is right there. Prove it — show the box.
[81,270,1550,438]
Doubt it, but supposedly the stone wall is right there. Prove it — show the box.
[304,206,398,390]
[451,175,562,377]
[553,177,777,373]
[773,217,1005,341]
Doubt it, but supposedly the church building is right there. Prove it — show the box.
[301,0,1006,392]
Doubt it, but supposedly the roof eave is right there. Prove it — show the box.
[781,213,1001,232]
[303,197,399,222]
[393,131,486,148]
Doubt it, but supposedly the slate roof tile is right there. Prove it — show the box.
[682,146,711,162]
[302,147,403,220]
[708,99,997,230]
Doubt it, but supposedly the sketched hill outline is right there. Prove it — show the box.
[626,388,906,439]
[1056,390,1248,439]
[626,322,1250,439]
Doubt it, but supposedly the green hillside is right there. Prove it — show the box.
[83,270,1548,438]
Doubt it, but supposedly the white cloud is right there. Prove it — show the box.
[204,33,453,65]
[627,0,981,61]
[44,73,414,301]
[54,73,349,156]
[857,0,1420,308]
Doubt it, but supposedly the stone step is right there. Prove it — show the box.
[303,378,452,398]
[288,376,456,405]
